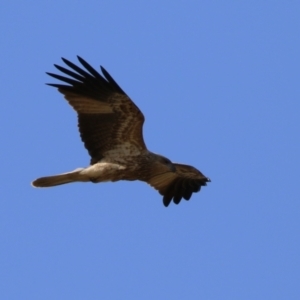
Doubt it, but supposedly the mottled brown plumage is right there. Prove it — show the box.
[31,56,210,206]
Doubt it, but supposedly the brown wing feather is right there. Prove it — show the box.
[147,163,210,207]
[47,56,146,164]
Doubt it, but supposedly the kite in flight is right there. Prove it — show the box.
[32,56,210,207]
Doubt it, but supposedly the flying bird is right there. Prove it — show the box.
[32,56,210,207]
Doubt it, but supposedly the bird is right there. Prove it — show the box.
[31,56,210,207]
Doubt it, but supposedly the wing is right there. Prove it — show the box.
[147,163,210,207]
[47,56,146,164]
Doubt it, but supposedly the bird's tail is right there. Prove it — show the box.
[31,168,88,187]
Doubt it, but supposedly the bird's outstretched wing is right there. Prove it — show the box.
[147,163,210,207]
[47,56,146,164]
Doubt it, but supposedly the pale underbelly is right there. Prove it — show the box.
[80,162,138,182]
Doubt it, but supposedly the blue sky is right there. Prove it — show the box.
[1,1,299,299]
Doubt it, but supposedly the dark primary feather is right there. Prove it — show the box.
[47,56,146,164]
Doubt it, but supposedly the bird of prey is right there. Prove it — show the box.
[32,56,210,207]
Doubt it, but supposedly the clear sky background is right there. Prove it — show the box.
[1,1,299,299]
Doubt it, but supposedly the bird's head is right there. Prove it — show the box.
[152,154,176,173]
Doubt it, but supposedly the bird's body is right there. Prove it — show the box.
[32,57,210,206]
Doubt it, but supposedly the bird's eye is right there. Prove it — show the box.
[164,158,171,164]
